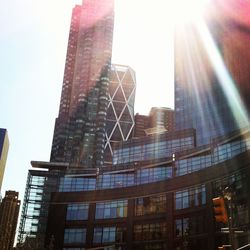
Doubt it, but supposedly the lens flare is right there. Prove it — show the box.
[172,0,210,24]
[196,18,249,129]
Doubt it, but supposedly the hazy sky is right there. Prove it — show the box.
[0,0,174,204]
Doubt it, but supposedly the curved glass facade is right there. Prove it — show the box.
[59,130,250,192]
[113,136,194,165]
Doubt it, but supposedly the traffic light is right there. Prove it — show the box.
[212,197,228,223]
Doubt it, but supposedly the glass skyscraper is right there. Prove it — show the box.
[175,1,250,146]
[50,0,114,168]
[105,64,136,162]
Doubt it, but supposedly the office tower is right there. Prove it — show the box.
[149,107,174,131]
[133,108,174,137]
[18,0,115,246]
[0,191,20,250]
[45,129,196,249]
[105,64,136,162]
[44,124,250,250]
[0,128,9,193]
[175,1,250,146]
[133,113,150,137]
[51,0,114,168]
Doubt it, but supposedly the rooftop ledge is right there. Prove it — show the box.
[30,161,69,170]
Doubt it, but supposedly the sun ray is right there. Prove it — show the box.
[196,18,249,130]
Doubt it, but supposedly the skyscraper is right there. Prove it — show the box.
[0,191,20,250]
[105,64,136,162]
[51,0,114,168]
[18,0,115,245]
[133,113,150,137]
[133,107,174,138]
[148,107,174,132]
[175,1,250,146]
[0,128,9,193]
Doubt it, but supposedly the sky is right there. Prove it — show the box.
[0,0,174,205]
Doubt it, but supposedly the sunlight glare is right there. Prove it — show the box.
[196,18,249,129]
[172,0,210,24]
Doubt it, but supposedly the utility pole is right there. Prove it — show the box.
[223,187,236,250]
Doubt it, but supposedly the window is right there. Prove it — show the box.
[64,228,86,244]
[175,216,205,238]
[95,200,127,219]
[176,154,212,176]
[59,177,96,192]
[67,204,89,220]
[134,222,167,241]
[135,194,166,216]
[137,166,172,185]
[113,135,194,165]
[93,227,126,244]
[98,174,134,189]
[175,185,206,210]
[175,218,189,237]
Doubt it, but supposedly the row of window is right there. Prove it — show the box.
[213,138,250,163]
[96,200,127,219]
[60,165,172,192]
[66,187,207,222]
[59,136,250,193]
[135,195,166,216]
[134,222,167,241]
[175,215,206,237]
[67,195,168,221]
[176,137,250,176]
[175,184,206,210]
[176,154,212,176]
[64,223,166,245]
[67,204,89,221]
[113,137,194,164]
[59,177,96,192]
[66,195,167,221]
[93,227,125,244]
[63,227,125,245]
[64,228,86,244]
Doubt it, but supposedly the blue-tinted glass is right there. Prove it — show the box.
[64,228,86,244]
[66,204,89,220]
[93,228,102,243]
[95,200,127,219]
